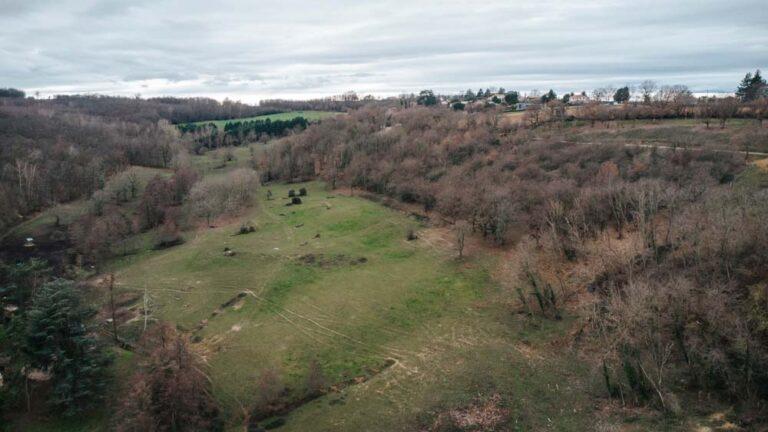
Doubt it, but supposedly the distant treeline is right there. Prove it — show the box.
[179,117,310,151]
[259,98,396,112]
[48,95,284,124]
[0,92,284,124]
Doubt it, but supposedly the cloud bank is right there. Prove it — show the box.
[2,0,766,102]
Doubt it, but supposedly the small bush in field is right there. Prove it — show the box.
[299,187,307,196]
[237,223,256,235]
[291,197,302,205]
[288,189,296,197]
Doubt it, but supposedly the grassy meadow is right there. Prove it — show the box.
[190,110,340,128]
[100,147,607,430]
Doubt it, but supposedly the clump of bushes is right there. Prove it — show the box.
[187,168,260,225]
[299,187,307,196]
[237,221,256,235]
[291,197,302,205]
[153,223,185,250]
[589,188,768,411]
[288,189,296,198]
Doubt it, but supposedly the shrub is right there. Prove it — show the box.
[288,189,296,197]
[116,324,222,431]
[263,418,286,430]
[238,222,256,235]
[153,233,184,250]
[298,187,307,196]
[187,168,259,225]
[291,197,302,205]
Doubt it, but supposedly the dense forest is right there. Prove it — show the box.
[179,117,311,151]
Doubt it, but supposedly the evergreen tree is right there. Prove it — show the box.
[541,89,557,103]
[736,72,753,101]
[25,279,111,416]
[613,86,631,103]
[736,70,767,101]
[504,91,520,105]
[416,90,437,106]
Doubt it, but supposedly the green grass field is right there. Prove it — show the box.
[190,110,340,129]
[105,174,609,431]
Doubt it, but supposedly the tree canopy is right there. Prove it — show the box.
[0,88,25,98]
[736,69,767,101]
[24,279,111,416]
[416,90,437,106]
[541,89,557,103]
[504,91,520,105]
[613,86,630,103]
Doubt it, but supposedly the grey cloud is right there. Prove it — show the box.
[0,0,765,102]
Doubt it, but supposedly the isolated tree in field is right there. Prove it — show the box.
[455,221,470,258]
[613,86,630,103]
[714,97,739,128]
[25,279,111,416]
[116,324,221,432]
[417,90,437,106]
[639,80,657,103]
[696,97,716,128]
[504,91,519,105]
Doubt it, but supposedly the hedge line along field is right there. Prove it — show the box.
[106,177,613,431]
[189,110,340,128]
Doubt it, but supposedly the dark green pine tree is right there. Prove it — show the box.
[736,70,767,101]
[750,70,766,99]
[736,71,754,101]
[25,279,111,416]
[613,86,631,103]
[541,89,557,103]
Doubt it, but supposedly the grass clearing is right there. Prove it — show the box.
[108,175,603,430]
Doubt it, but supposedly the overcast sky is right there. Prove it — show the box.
[1,0,766,103]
